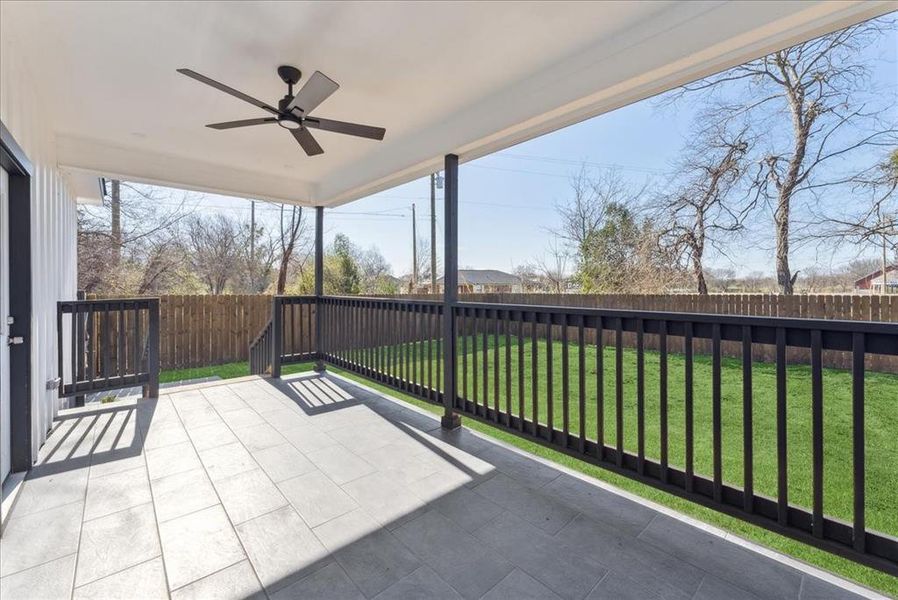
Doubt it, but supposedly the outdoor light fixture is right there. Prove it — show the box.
[435,173,444,189]
[277,117,302,130]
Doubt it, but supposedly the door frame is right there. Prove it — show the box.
[0,120,33,474]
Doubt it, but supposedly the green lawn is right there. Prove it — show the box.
[159,341,898,595]
[159,360,314,383]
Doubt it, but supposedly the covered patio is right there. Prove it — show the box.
[0,372,876,599]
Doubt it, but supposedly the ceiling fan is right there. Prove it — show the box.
[177,65,385,156]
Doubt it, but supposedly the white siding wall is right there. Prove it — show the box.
[1,34,79,461]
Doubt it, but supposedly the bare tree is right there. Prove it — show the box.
[275,204,308,294]
[534,237,569,294]
[657,124,751,294]
[808,149,897,292]
[77,181,195,294]
[666,18,897,293]
[185,214,243,294]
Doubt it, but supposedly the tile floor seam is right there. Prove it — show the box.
[79,499,155,525]
[137,411,175,600]
[2,496,85,524]
[0,551,78,581]
[177,386,274,599]
[68,425,96,600]
[70,553,164,595]
[165,556,247,595]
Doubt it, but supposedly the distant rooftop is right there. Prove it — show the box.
[436,269,520,286]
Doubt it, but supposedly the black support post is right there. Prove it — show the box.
[271,296,283,378]
[314,206,326,372]
[145,298,160,398]
[441,156,461,430]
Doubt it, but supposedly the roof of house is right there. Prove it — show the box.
[854,264,898,285]
[437,269,520,286]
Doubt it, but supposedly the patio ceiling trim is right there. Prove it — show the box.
[56,135,315,205]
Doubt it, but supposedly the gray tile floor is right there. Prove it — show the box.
[0,373,882,600]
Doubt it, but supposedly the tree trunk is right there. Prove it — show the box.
[775,192,793,295]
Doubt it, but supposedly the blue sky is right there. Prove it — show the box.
[172,20,897,279]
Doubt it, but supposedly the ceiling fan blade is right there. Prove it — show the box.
[177,68,279,115]
[206,118,278,130]
[286,71,339,115]
[304,117,386,141]
[292,127,324,156]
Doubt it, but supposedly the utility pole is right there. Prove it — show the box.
[250,200,256,289]
[110,179,121,266]
[411,203,418,291]
[430,173,437,293]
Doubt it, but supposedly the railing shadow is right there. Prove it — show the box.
[26,399,154,479]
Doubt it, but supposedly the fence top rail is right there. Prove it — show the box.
[321,295,443,308]
[59,298,159,311]
[453,300,898,336]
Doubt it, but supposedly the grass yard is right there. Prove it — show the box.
[159,340,898,595]
[159,360,314,383]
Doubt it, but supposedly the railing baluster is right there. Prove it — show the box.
[505,310,512,426]
[685,321,694,493]
[742,325,754,513]
[811,329,823,537]
[461,308,468,407]
[102,303,111,382]
[659,320,668,483]
[531,312,539,437]
[577,315,586,454]
[852,332,866,553]
[596,317,604,461]
[117,303,125,380]
[482,309,489,418]
[493,310,500,422]
[546,314,554,443]
[517,312,525,433]
[87,305,95,386]
[776,327,788,526]
[637,318,645,475]
[712,322,722,503]
[562,313,570,449]
[615,318,623,467]
[472,309,479,412]
[412,304,418,393]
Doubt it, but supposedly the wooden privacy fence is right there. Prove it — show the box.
[90,293,898,372]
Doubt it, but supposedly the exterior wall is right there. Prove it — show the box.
[1,35,78,461]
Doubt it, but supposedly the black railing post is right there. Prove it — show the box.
[314,206,326,373]
[145,298,160,398]
[75,290,86,406]
[271,296,283,378]
[441,155,461,430]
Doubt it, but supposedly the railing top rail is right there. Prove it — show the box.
[454,300,898,336]
[249,318,273,348]
[59,298,159,311]
[321,294,443,307]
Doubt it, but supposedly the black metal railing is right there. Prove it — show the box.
[317,296,443,401]
[256,295,898,575]
[57,298,159,402]
[249,319,274,375]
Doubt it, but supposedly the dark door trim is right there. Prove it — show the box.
[1,120,33,473]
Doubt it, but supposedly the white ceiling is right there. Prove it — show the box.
[1,1,893,207]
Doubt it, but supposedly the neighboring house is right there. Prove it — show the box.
[854,265,898,293]
[432,269,524,294]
